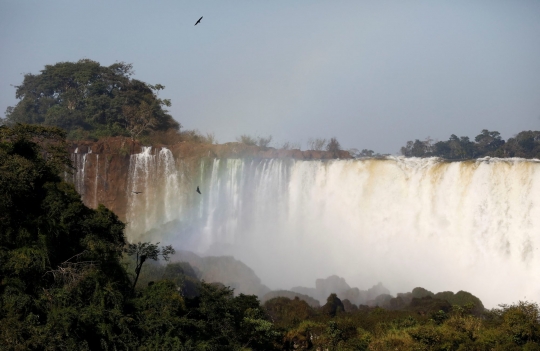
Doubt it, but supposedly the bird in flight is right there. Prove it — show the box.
[196,186,201,195]
[194,16,203,26]
[132,191,142,194]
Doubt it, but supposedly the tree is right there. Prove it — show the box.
[326,137,341,154]
[125,242,175,292]
[498,302,540,346]
[280,141,300,150]
[322,293,345,317]
[360,149,375,157]
[400,138,432,157]
[264,296,315,329]
[411,139,428,157]
[474,129,504,155]
[257,135,273,147]
[236,134,257,145]
[497,131,540,158]
[308,137,327,151]
[122,101,156,140]
[4,59,179,140]
[162,262,200,298]
[132,280,186,349]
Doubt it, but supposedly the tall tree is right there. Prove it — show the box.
[125,242,175,292]
[474,129,504,155]
[4,59,179,140]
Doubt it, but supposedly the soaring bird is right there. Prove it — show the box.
[194,16,203,26]
[196,186,201,195]
[133,191,142,194]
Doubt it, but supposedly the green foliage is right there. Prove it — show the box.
[182,283,279,350]
[284,320,325,350]
[411,287,435,299]
[401,129,540,159]
[133,280,185,349]
[496,131,540,158]
[5,59,179,140]
[125,241,175,293]
[322,293,345,317]
[435,291,485,315]
[264,296,316,329]
[326,137,341,154]
[0,124,133,350]
[499,301,540,345]
[359,149,375,157]
[162,262,201,298]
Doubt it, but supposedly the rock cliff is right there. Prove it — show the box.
[66,136,352,222]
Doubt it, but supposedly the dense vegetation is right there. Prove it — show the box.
[400,129,540,159]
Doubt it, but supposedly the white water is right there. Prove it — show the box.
[126,147,182,235]
[120,150,540,307]
[94,154,99,208]
[71,147,87,197]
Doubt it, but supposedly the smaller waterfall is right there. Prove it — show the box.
[94,155,99,208]
[126,147,181,238]
[71,147,87,198]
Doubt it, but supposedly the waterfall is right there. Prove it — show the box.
[126,147,181,236]
[121,151,540,307]
[70,147,87,198]
[94,155,99,208]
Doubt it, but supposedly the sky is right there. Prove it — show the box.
[1,1,539,154]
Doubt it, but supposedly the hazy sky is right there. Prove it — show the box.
[1,1,539,153]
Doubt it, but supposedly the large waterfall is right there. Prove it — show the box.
[119,148,540,307]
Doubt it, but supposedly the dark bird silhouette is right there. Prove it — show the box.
[196,186,201,195]
[132,191,142,194]
[194,16,203,26]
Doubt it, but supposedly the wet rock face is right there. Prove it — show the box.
[66,137,142,221]
[66,137,352,221]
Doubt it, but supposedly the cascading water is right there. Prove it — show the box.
[123,150,540,307]
[126,147,181,236]
[67,147,101,208]
[94,154,99,208]
[71,147,88,197]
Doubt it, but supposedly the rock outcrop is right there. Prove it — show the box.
[292,276,391,306]
[66,137,352,221]
[172,250,271,298]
